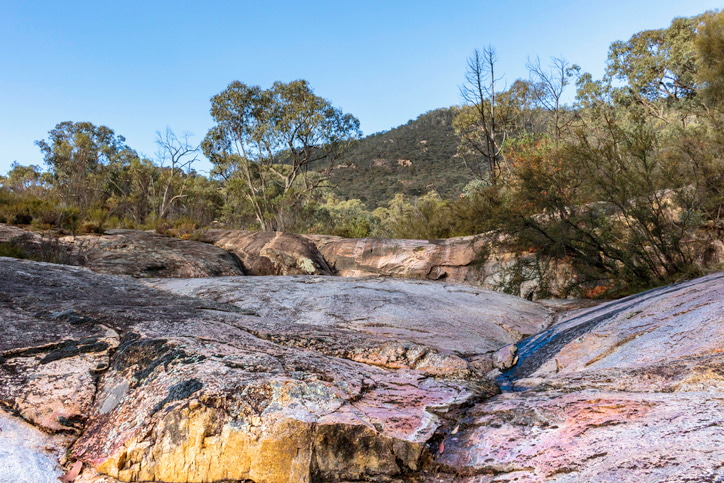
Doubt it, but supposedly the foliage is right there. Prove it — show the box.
[606,14,702,124]
[3,10,724,299]
[696,10,724,106]
[36,121,140,211]
[203,79,361,231]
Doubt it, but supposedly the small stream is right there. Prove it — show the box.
[494,275,723,391]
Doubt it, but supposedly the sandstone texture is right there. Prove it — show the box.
[303,234,488,282]
[202,229,333,276]
[427,272,724,482]
[303,234,575,298]
[62,229,243,278]
[0,257,530,482]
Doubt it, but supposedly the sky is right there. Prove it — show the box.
[1,0,720,175]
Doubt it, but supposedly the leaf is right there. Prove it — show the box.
[58,460,82,483]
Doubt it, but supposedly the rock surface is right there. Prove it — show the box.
[62,229,244,278]
[147,276,550,361]
[303,233,575,298]
[0,257,527,482]
[203,229,333,276]
[303,234,489,282]
[3,247,724,481]
[0,409,70,483]
[0,223,80,264]
[427,272,724,482]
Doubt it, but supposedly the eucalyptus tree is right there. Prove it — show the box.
[35,121,138,211]
[203,80,361,230]
[606,14,702,125]
[696,10,724,107]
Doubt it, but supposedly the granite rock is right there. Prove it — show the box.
[203,229,333,276]
[61,229,244,278]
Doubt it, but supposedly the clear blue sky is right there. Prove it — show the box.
[1,0,720,175]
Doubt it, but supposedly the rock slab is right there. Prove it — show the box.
[203,229,333,276]
[428,272,724,482]
[62,229,244,278]
[0,257,523,483]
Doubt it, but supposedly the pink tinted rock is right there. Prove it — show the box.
[62,229,243,278]
[0,258,494,482]
[492,344,518,371]
[203,229,333,275]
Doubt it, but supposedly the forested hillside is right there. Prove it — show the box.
[327,107,466,207]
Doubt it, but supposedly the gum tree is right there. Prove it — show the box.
[202,80,361,230]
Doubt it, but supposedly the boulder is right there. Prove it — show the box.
[0,223,79,265]
[428,272,724,482]
[203,229,333,276]
[491,344,518,371]
[62,229,243,278]
[302,234,487,282]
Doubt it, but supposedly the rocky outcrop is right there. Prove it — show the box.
[1,224,569,296]
[303,234,487,281]
[0,257,539,482]
[62,229,243,278]
[203,229,333,276]
[0,224,244,278]
[147,276,551,374]
[0,223,80,265]
[303,233,575,298]
[427,272,724,482]
[4,242,724,481]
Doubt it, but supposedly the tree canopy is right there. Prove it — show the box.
[202,79,361,230]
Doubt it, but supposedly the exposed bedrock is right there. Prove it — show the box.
[3,237,724,481]
[425,272,724,482]
[302,233,576,297]
[62,229,244,278]
[147,276,550,367]
[0,224,244,278]
[0,257,544,482]
[202,229,334,276]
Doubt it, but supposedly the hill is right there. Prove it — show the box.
[327,107,468,208]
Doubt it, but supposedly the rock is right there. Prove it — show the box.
[302,234,487,282]
[433,390,724,483]
[62,229,243,278]
[147,276,551,364]
[5,253,724,481]
[203,229,333,276]
[492,344,518,371]
[0,258,505,482]
[0,408,70,483]
[0,223,79,265]
[0,223,40,243]
[303,233,577,298]
[428,272,724,482]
